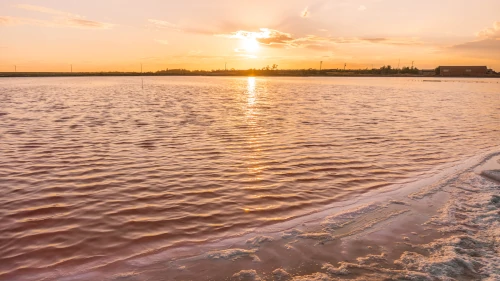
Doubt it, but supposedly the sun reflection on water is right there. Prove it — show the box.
[247,77,256,106]
[244,77,263,176]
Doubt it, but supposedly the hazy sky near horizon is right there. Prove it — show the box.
[1,0,499,72]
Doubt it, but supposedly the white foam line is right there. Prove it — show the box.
[122,148,500,268]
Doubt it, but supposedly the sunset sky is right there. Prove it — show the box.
[1,0,499,72]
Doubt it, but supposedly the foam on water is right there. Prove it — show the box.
[106,150,500,280]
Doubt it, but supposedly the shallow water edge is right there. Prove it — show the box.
[34,148,500,281]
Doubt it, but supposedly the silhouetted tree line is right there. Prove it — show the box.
[152,65,421,76]
[2,65,454,77]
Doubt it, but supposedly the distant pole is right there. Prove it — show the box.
[319,61,323,71]
[344,63,346,71]
[411,61,414,69]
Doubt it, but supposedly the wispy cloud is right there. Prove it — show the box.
[359,37,422,45]
[0,15,113,29]
[477,21,500,39]
[147,19,180,30]
[2,4,114,29]
[257,30,294,45]
[218,28,424,50]
[289,35,334,49]
[217,28,293,46]
[447,21,500,59]
[358,5,367,11]
[66,18,113,29]
[293,36,423,46]
[0,16,53,27]
[0,16,17,25]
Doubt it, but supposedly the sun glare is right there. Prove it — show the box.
[243,38,260,53]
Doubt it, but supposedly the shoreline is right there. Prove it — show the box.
[34,148,500,281]
[1,73,500,79]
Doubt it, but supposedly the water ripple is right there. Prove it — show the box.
[0,76,499,280]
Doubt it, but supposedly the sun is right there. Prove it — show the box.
[243,38,260,53]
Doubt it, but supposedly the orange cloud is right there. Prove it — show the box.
[477,21,500,39]
[147,19,180,30]
[0,15,113,29]
[219,28,424,51]
[359,37,423,45]
[218,28,294,47]
[65,18,113,29]
[447,21,500,59]
[0,16,19,25]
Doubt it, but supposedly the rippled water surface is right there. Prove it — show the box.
[0,76,499,280]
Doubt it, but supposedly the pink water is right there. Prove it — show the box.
[0,76,498,280]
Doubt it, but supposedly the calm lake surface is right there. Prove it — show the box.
[0,77,499,280]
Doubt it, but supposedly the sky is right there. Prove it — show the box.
[1,0,499,72]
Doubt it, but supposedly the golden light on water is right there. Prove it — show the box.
[247,77,256,106]
[244,77,265,185]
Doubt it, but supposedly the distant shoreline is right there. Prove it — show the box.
[1,72,499,78]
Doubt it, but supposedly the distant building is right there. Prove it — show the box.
[438,66,487,77]
[420,69,436,76]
